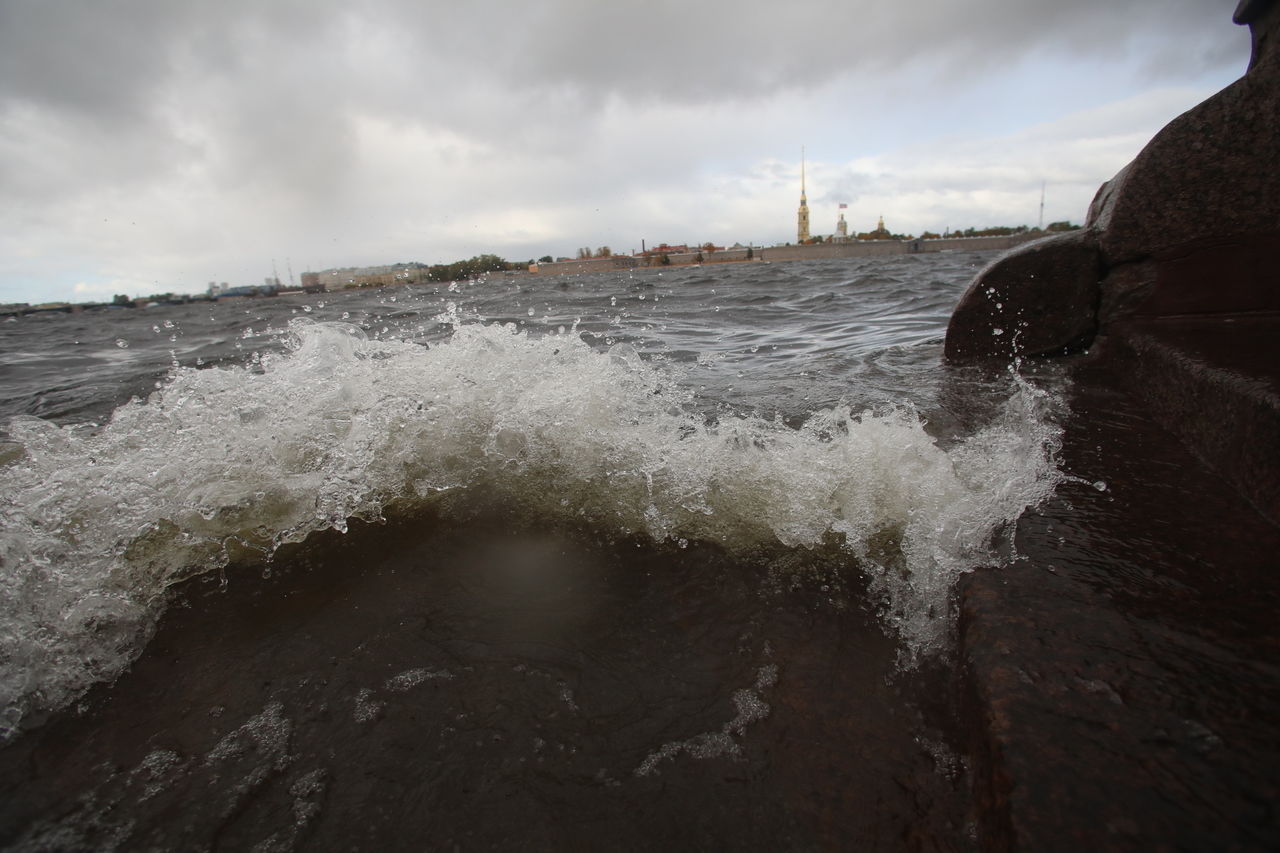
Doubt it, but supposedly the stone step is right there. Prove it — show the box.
[1103,312,1280,526]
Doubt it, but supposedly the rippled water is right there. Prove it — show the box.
[2,255,1002,427]
[0,252,1066,849]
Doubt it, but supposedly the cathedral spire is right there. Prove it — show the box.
[797,146,810,243]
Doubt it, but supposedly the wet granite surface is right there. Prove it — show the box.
[959,349,1280,851]
[943,231,1101,362]
[0,517,977,851]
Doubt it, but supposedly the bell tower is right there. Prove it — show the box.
[797,147,810,243]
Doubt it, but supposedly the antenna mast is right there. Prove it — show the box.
[1039,181,1046,230]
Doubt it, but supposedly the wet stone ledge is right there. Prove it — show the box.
[958,353,1280,851]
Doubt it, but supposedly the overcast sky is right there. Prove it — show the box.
[0,0,1251,303]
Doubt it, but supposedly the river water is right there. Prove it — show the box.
[0,253,1067,849]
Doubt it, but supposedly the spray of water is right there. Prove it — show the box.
[0,318,1063,739]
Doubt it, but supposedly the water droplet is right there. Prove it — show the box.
[115,339,129,348]
[1093,480,1107,491]
[992,328,1004,336]
[527,307,535,316]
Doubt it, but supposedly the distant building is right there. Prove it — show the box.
[636,243,690,258]
[302,264,426,291]
[860,215,891,241]
[836,205,848,241]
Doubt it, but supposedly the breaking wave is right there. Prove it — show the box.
[0,317,1063,739]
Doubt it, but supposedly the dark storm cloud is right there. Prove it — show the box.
[0,1,333,119]
[0,0,172,121]
[453,0,1242,103]
[0,1,368,215]
[0,0,1246,197]
[1,0,1243,122]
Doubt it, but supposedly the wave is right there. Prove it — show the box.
[0,316,1064,740]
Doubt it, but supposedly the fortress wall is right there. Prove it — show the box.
[700,249,752,263]
[920,234,1039,252]
[761,241,901,261]
[762,234,1037,261]
[525,234,1046,277]
[529,256,640,275]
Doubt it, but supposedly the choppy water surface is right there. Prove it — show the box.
[0,253,1066,849]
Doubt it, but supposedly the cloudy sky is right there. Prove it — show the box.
[0,0,1251,303]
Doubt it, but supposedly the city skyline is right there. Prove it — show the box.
[0,1,1249,304]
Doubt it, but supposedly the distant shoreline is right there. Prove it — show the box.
[2,232,1049,318]
[528,232,1043,276]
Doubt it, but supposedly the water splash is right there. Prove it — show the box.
[0,318,1063,739]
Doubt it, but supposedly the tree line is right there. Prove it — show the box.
[420,254,519,282]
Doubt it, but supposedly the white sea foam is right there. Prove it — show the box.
[383,667,453,692]
[635,662,780,776]
[0,318,1063,739]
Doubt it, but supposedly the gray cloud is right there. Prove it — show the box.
[2,1,1243,118]
[0,0,1253,301]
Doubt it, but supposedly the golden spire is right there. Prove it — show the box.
[797,146,810,242]
[801,146,807,200]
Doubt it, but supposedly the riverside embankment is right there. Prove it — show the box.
[531,233,1041,276]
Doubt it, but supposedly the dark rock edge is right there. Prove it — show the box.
[946,3,1280,849]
